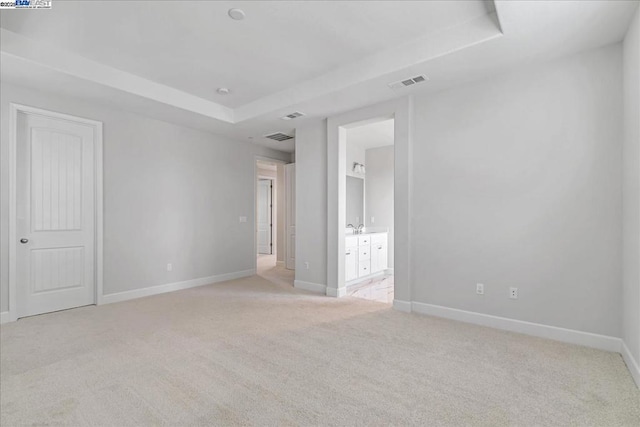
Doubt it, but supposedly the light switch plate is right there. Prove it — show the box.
[239,216,247,223]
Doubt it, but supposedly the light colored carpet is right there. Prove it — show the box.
[1,274,639,426]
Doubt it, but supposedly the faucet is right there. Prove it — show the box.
[357,224,365,234]
[347,224,355,234]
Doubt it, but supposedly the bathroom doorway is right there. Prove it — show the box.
[343,119,395,303]
[326,97,411,308]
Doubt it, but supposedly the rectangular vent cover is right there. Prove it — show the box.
[264,132,294,141]
[281,111,305,120]
[388,74,429,90]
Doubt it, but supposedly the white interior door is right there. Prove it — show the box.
[257,179,272,254]
[285,163,295,270]
[16,111,96,318]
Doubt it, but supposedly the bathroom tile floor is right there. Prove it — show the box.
[346,274,394,303]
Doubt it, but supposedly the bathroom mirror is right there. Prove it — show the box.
[346,175,364,227]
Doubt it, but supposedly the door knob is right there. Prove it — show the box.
[20,238,28,244]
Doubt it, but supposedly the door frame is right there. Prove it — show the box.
[326,97,412,305]
[284,163,295,270]
[257,177,274,255]
[8,103,104,322]
[253,155,288,273]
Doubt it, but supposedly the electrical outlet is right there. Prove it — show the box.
[239,216,247,223]
[371,216,375,224]
[304,261,310,270]
[476,283,484,295]
[167,263,173,272]
[509,287,518,299]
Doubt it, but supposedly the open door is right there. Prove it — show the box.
[257,179,273,254]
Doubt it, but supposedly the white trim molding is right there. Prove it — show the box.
[101,269,256,305]
[294,280,327,294]
[326,286,347,298]
[8,103,104,322]
[621,341,640,388]
[408,302,622,353]
[392,299,411,313]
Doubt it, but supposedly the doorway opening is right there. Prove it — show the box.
[343,118,395,303]
[327,97,410,307]
[255,158,294,287]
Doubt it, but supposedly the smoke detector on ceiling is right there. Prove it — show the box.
[388,74,429,90]
[228,8,246,20]
[264,132,294,142]
[280,111,305,120]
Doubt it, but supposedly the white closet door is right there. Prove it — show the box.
[257,179,272,254]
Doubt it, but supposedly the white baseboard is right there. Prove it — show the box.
[326,286,347,297]
[409,302,621,353]
[385,268,395,275]
[621,341,640,388]
[101,269,256,305]
[393,299,411,313]
[294,280,327,294]
[276,261,285,267]
[0,311,10,325]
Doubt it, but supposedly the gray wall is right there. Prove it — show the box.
[365,145,394,268]
[0,82,290,311]
[410,44,623,337]
[623,7,640,362]
[294,120,327,286]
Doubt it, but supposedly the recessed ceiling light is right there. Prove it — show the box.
[228,8,245,20]
[217,87,230,95]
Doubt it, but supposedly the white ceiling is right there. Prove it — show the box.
[347,119,394,150]
[0,0,492,108]
[1,1,638,153]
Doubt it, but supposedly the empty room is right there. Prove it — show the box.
[1,1,639,425]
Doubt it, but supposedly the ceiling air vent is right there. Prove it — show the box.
[264,132,294,142]
[280,111,305,120]
[388,74,429,90]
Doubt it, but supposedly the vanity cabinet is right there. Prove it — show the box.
[345,232,388,284]
[370,233,388,274]
[345,247,358,282]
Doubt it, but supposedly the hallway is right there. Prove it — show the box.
[257,254,294,288]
